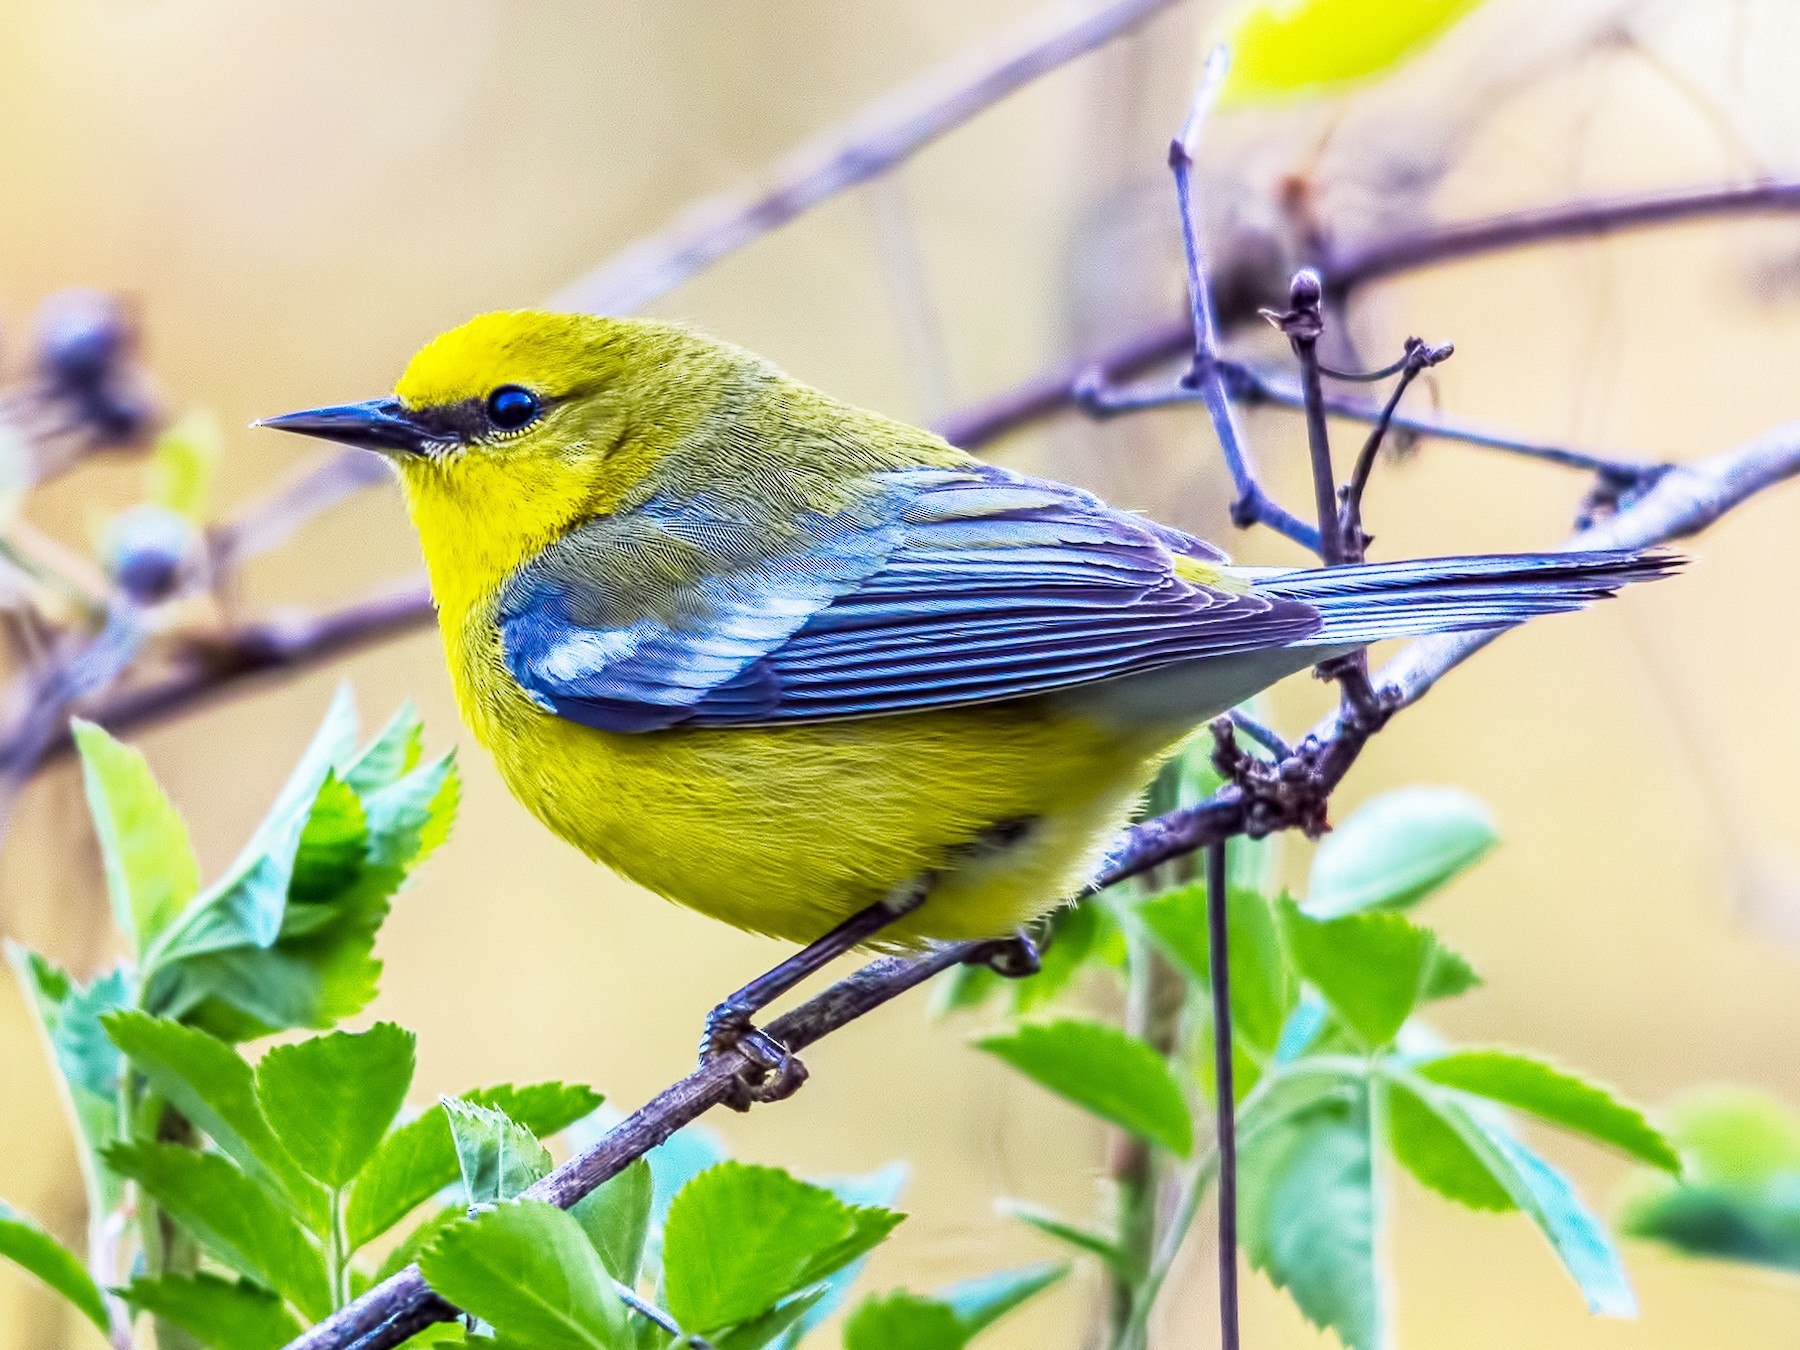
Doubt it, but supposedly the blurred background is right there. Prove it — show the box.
[3,0,1800,1344]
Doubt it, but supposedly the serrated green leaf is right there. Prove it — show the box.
[1241,1081,1382,1350]
[72,719,199,954]
[976,1019,1192,1157]
[1220,0,1487,107]
[1281,901,1456,1048]
[363,753,458,870]
[844,1291,968,1350]
[419,1200,630,1348]
[1384,1076,1514,1211]
[345,702,425,796]
[936,1261,1066,1335]
[772,1164,909,1340]
[663,1163,903,1333]
[0,1201,111,1334]
[1418,1050,1678,1172]
[345,1082,602,1250]
[8,946,127,1209]
[1139,884,1294,1056]
[104,1140,331,1319]
[999,1201,1123,1270]
[103,1012,323,1221]
[256,1023,416,1188]
[122,1272,303,1350]
[443,1098,551,1205]
[1307,786,1495,916]
[1450,1114,1636,1316]
[573,1157,652,1287]
[149,411,221,522]
[1421,944,1482,1002]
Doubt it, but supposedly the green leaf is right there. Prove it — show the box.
[1455,1116,1636,1316]
[1421,945,1482,1002]
[1658,1088,1800,1184]
[256,1023,416,1188]
[288,776,368,909]
[711,1289,827,1350]
[936,1261,1066,1335]
[376,1206,463,1283]
[72,719,199,954]
[662,1163,903,1333]
[1139,884,1294,1056]
[1241,1081,1382,1350]
[1418,1050,1679,1171]
[0,1201,110,1334]
[573,1157,652,1286]
[122,1272,303,1350]
[149,410,221,522]
[1384,1076,1514,1211]
[1280,901,1459,1048]
[443,1098,552,1205]
[103,1012,323,1221]
[999,1200,1123,1270]
[8,947,128,1209]
[1308,787,1496,916]
[418,1200,629,1348]
[345,1081,602,1250]
[1220,0,1487,107]
[843,1292,968,1350]
[976,1019,1193,1157]
[104,1140,332,1319]
[345,702,425,796]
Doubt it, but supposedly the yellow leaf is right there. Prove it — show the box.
[1220,0,1487,107]
[149,410,222,522]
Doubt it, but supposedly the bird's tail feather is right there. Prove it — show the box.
[1252,549,1680,646]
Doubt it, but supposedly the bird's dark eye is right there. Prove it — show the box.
[485,385,540,432]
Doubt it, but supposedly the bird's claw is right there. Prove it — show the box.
[702,1002,809,1112]
[965,931,1041,979]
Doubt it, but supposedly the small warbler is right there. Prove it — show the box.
[263,311,1669,1089]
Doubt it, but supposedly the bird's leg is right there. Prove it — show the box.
[702,877,931,1111]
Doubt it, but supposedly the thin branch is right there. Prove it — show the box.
[1165,50,1322,554]
[1204,841,1240,1350]
[1324,179,1800,294]
[943,178,1800,452]
[549,0,1188,316]
[1341,338,1454,557]
[282,418,1800,1350]
[210,450,391,571]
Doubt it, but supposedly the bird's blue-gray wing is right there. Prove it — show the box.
[499,464,1321,731]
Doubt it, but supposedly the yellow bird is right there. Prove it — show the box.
[262,311,1669,1094]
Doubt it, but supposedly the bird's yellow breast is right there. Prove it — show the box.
[442,596,1181,945]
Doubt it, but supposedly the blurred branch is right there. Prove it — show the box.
[549,0,1189,316]
[285,413,1800,1350]
[1323,178,1800,294]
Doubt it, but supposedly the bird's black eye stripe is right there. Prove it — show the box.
[485,384,541,432]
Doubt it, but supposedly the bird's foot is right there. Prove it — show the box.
[1210,716,1342,840]
[963,930,1042,979]
[701,1000,809,1112]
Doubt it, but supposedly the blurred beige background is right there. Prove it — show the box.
[4,0,1800,1345]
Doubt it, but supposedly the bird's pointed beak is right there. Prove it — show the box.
[255,398,445,457]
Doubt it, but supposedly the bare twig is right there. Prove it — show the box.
[1204,840,1240,1350]
[210,450,391,571]
[282,420,1800,1350]
[1162,50,1322,554]
[550,0,1188,316]
[1341,338,1455,560]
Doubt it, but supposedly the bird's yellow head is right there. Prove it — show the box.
[259,310,760,610]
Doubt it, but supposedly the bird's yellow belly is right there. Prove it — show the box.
[456,635,1183,945]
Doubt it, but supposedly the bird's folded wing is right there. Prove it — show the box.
[498,464,1321,732]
